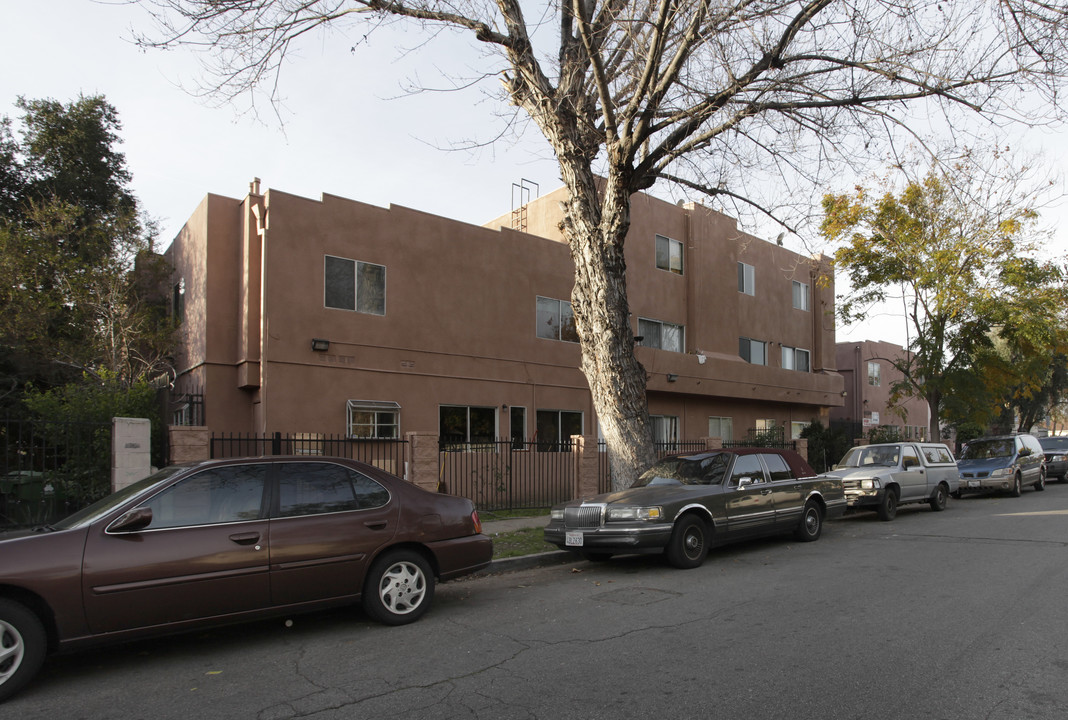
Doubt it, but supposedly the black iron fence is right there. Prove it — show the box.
[210,432,410,477]
[0,417,112,529]
[438,438,576,511]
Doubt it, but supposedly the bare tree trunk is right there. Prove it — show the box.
[559,166,656,490]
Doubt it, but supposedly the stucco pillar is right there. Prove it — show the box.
[702,437,723,450]
[795,438,810,464]
[168,426,211,464]
[572,435,600,500]
[406,432,441,493]
[112,417,152,492]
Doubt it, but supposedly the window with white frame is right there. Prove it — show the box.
[347,400,401,439]
[439,405,497,447]
[739,337,766,365]
[792,280,810,311]
[510,406,527,448]
[638,318,684,352]
[791,421,810,440]
[738,262,755,295]
[650,415,679,449]
[325,255,386,315]
[868,361,881,386]
[756,418,776,432]
[536,296,579,342]
[781,346,811,372]
[655,234,684,275]
[709,416,733,443]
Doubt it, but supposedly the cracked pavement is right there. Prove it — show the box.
[8,483,1068,719]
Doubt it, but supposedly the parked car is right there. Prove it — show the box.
[544,448,846,569]
[822,442,960,521]
[1039,436,1068,482]
[0,457,492,702]
[956,434,1047,497]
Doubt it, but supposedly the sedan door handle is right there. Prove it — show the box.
[759,489,772,495]
[229,532,261,545]
[364,520,388,530]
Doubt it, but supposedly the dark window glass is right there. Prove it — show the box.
[761,454,793,481]
[729,455,766,486]
[352,472,390,509]
[277,462,360,517]
[144,465,267,528]
[325,256,356,310]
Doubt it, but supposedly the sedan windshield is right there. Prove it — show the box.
[632,454,729,487]
[836,445,902,469]
[1040,437,1068,452]
[960,439,1013,460]
[51,465,186,530]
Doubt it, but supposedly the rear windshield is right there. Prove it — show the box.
[633,454,730,487]
[1040,437,1068,452]
[836,445,902,469]
[960,439,1013,460]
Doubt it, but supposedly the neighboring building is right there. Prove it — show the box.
[164,179,844,447]
[831,340,930,440]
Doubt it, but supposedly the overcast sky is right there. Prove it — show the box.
[5,1,1067,349]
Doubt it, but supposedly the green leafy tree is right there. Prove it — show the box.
[822,152,1058,440]
[0,95,172,403]
[139,1,1068,488]
[22,374,164,505]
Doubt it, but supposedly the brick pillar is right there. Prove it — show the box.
[406,432,440,493]
[572,435,600,499]
[168,426,210,464]
[795,438,810,464]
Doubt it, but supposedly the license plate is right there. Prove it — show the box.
[565,531,584,547]
[968,480,980,488]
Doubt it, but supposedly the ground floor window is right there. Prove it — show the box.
[347,400,400,439]
[650,415,679,450]
[440,405,497,448]
[791,421,810,440]
[536,410,583,451]
[709,416,733,443]
[510,406,527,448]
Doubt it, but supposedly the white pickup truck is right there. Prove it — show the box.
[823,442,960,521]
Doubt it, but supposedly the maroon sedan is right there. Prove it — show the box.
[0,457,492,701]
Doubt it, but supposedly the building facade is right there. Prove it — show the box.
[164,180,844,447]
[831,340,930,440]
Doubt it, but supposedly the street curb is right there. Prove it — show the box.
[473,549,575,576]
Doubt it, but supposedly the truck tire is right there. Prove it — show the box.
[877,488,898,521]
[929,484,948,511]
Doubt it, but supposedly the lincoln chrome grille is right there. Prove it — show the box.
[564,505,605,528]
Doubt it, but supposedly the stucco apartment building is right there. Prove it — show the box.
[164,179,844,448]
[831,340,930,440]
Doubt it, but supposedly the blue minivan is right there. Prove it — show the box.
[956,433,1047,497]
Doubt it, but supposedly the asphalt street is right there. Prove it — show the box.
[7,482,1068,719]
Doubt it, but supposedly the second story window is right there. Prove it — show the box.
[536,296,579,342]
[738,262,755,295]
[792,281,810,311]
[325,255,386,315]
[782,346,810,372]
[739,337,766,365]
[868,362,881,386]
[638,318,684,352]
[655,234,683,275]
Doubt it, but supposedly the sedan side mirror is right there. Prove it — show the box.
[109,507,153,533]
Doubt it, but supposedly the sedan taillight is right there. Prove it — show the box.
[471,509,483,534]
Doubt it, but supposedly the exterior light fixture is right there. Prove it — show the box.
[667,374,678,382]
[311,338,330,352]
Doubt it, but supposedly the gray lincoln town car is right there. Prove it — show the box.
[544,448,846,568]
